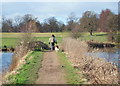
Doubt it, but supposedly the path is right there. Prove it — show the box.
[35,51,66,84]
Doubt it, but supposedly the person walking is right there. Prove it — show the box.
[49,34,57,50]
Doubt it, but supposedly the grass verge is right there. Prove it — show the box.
[57,51,86,84]
[7,51,43,84]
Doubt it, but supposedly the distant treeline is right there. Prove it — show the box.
[2,9,120,34]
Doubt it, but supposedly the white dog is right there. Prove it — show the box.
[55,45,59,52]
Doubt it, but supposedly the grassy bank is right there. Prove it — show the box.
[57,51,87,84]
[7,51,43,84]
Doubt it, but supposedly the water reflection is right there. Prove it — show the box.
[87,48,120,67]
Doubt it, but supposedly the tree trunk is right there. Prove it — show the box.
[90,30,93,36]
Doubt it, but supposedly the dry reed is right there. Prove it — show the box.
[61,37,119,84]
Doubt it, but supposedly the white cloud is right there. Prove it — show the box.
[2,0,120,2]
[2,2,118,24]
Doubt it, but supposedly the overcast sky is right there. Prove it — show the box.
[1,1,119,23]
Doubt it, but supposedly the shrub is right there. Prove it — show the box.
[71,32,81,39]
[115,33,120,43]
[107,32,120,43]
[10,33,32,71]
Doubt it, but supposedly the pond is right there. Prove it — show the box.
[0,52,13,73]
[87,48,120,68]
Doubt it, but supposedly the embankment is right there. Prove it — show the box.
[60,37,119,84]
[57,51,87,84]
[3,51,43,84]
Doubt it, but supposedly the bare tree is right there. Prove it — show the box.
[107,14,118,32]
[47,17,59,32]
[20,14,38,33]
[66,12,78,31]
[99,9,113,32]
[71,23,81,39]
[36,21,42,32]
[57,21,65,32]
[13,16,23,32]
[80,11,98,36]
[2,17,13,32]
[10,14,38,71]
[107,14,119,42]
[14,16,23,26]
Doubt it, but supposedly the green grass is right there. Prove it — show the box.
[1,37,63,48]
[34,37,62,45]
[1,32,110,48]
[8,51,43,84]
[57,51,86,84]
[79,32,108,43]
[1,32,66,48]
[1,32,69,38]
[1,38,20,48]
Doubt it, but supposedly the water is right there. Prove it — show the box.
[0,49,120,72]
[87,48,120,67]
[0,52,13,73]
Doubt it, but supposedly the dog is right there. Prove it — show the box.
[55,45,59,52]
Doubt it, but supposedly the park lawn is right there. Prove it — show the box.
[1,32,67,48]
[8,51,44,84]
[1,32,109,48]
[79,32,108,43]
[1,37,63,48]
[1,38,20,48]
[34,37,63,45]
[1,32,69,38]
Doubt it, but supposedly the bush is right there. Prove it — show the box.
[71,32,81,39]
[10,33,32,71]
[107,32,120,43]
[71,23,82,39]
[115,33,120,43]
